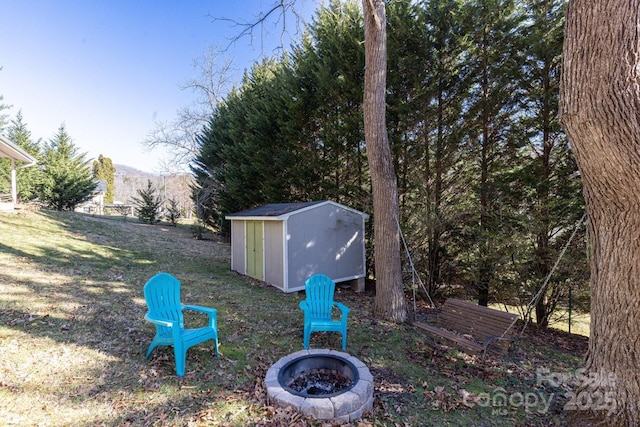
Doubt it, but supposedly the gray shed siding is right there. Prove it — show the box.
[264,221,285,290]
[286,203,366,290]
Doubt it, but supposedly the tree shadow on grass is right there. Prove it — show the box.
[0,211,245,426]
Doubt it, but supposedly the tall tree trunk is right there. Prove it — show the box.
[362,0,408,323]
[560,1,640,424]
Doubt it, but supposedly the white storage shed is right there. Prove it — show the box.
[225,201,369,293]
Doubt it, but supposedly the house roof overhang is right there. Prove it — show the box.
[0,135,37,167]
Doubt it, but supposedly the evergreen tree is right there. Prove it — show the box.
[303,0,367,204]
[37,125,96,211]
[165,197,181,226]
[92,155,116,203]
[191,88,251,232]
[391,0,472,300]
[132,180,162,224]
[461,0,527,306]
[0,86,10,131]
[0,104,8,132]
[518,0,585,327]
[231,59,293,204]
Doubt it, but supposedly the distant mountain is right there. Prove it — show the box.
[114,164,156,177]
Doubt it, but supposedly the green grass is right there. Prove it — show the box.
[548,309,590,337]
[489,303,591,337]
[0,210,586,426]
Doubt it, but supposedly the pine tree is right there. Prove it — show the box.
[132,180,162,224]
[0,89,10,131]
[92,155,116,203]
[303,1,366,204]
[461,0,527,306]
[165,197,181,226]
[37,125,96,211]
[519,0,584,327]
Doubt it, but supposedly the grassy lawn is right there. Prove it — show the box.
[0,210,587,426]
[489,305,590,338]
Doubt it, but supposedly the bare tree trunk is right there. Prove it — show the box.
[362,0,408,323]
[560,1,640,424]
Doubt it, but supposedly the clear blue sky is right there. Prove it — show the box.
[0,0,318,173]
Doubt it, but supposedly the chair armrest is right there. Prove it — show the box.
[333,302,350,315]
[183,304,217,316]
[182,305,218,328]
[299,300,310,311]
[144,313,175,328]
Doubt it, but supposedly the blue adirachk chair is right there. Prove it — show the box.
[143,272,219,376]
[299,274,350,350]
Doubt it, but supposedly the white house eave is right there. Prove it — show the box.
[0,135,37,167]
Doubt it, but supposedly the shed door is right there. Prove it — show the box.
[246,220,264,280]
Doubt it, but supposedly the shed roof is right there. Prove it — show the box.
[0,135,37,166]
[226,200,369,220]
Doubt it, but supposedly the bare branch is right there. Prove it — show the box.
[208,0,308,55]
[181,46,236,112]
[142,46,235,171]
[142,2,312,171]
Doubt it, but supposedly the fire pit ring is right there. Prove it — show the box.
[265,349,373,422]
[278,353,359,398]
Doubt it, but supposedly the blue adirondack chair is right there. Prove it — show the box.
[299,274,350,350]
[143,272,219,376]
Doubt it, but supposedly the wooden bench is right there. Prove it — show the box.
[414,299,519,356]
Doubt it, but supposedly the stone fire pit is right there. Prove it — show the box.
[265,349,374,422]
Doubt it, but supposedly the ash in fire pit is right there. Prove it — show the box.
[278,354,358,398]
[286,367,352,396]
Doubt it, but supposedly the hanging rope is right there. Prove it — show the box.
[397,219,436,312]
[518,212,587,336]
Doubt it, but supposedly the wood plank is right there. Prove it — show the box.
[414,322,483,353]
[443,315,517,330]
[440,316,516,337]
[445,299,519,319]
[445,313,518,326]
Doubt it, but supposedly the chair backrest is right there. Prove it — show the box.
[304,274,336,319]
[144,272,184,326]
